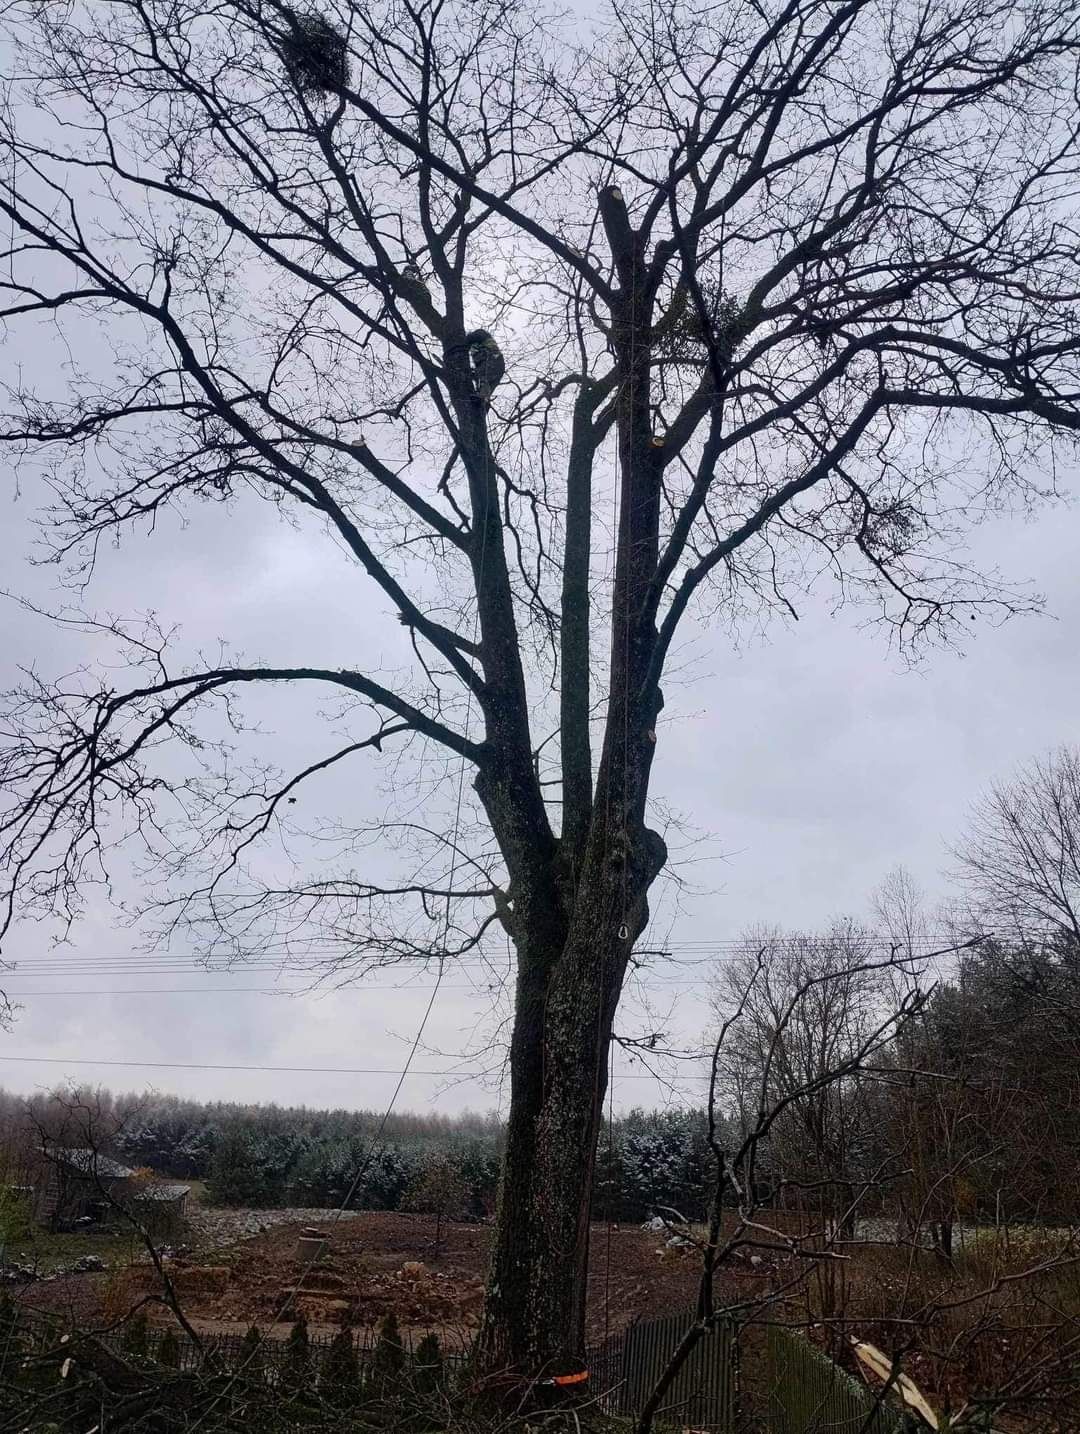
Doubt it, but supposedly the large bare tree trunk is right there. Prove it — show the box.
[475,799,666,1378]
[475,920,622,1375]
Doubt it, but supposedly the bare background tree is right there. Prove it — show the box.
[952,746,1080,947]
[641,916,1080,1433]
[871,866,932,958]
[2,0,1080,1381]
[712,922,899,1239]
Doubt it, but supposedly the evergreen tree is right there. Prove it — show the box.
[206,1126,263,1206]
[367,1312,405,1400]
[158,1327,181,1369]
[239,1323,265,1383]
[279,1314,312,1400]
[122,1308,149,1360]
[412,1331,444,1398]
[320,1324,359,1409]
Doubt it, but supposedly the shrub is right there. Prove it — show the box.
[0,1185,33,1245]
[367,1311,405,1399]
[412,1331,444,1398]
[102,1268,144,1322]
[320,1324,359,1408]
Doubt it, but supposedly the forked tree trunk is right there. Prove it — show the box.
[473,183,666,1384]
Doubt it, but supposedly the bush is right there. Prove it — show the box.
[367,1311,405,1399]
[0,1185,34,1245]
[320,1324,359,1407]
[412,1331,444,1398]
[102,1267,145,1322]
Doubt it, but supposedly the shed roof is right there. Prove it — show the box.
[133,1182,191,1202]
[43,1147,135,1181]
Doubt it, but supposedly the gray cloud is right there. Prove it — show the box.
[2,369,1078,1114]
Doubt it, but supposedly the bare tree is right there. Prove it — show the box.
[952,746,1080,948]
[638,940,936,1432]
[2,0,1080,1382]
[871,866,930,958]
[713,922,907,1236]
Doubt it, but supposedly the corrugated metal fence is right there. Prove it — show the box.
[766,1325,911,1434]
[591,1309,737,1431]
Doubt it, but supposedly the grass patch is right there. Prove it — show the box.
[951,1225,1078,1279]
[3,1225,146,1273]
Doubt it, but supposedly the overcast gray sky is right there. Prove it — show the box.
[1,465,1077,1115]
[1,1,1078,1116]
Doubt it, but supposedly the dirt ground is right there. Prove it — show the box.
[15,1212,1080,1430]
[16,1210,781,1345]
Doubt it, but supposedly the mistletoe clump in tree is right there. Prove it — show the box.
[2,0,1080,1386]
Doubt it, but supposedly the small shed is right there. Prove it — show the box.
[33,1148,190,1230]
[35,1147,137,1226]
[132,1181,190,1219]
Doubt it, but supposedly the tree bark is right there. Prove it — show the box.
[474,909,623,1377]
[474,812,666,1378]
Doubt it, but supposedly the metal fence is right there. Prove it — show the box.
[11,1298,737,1424]
[11,1300,920,1434]
[8,1304,465,1384]
[591,1308,738,1431]
[765,1325,910,1434]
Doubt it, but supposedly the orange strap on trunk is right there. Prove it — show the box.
[547,1370,589,1387]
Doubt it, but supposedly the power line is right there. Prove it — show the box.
[2,988,315,996]
[0,952,967,996]
[0,976,799,994]
[1,985,508,996]
[0,1052,696,1081]
[0,948,969,980]
[0,933,990,970]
